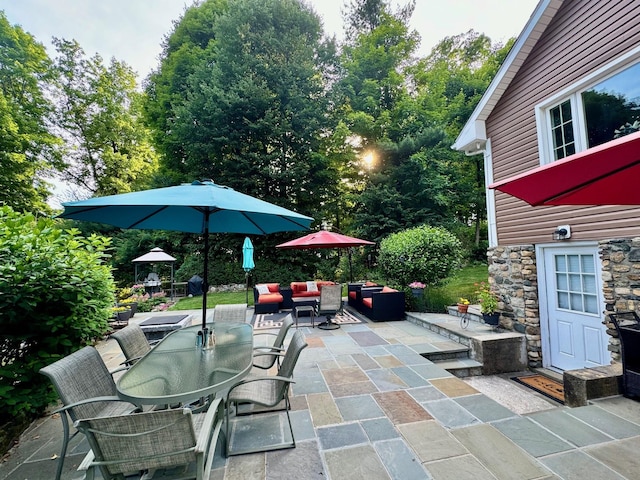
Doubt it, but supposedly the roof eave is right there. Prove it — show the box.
[452,0,563,153]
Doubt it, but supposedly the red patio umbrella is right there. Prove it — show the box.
[276,230,375,282]
[489,131,640,206]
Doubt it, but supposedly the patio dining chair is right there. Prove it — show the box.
[75,399,223,480]
[212,303,248,323]
[39,346,140,480]
[252,316,294,370]
[111,323,157,367]
[225,329,307,456]
[316,283,343,330]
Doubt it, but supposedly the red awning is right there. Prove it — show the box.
[276,230,375,249]
[489,131,640,206]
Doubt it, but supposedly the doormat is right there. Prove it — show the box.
[512,374,565,404]
[253,308,364,330]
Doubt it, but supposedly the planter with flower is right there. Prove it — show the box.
[111,305,132,325]
[408,281,426,298]
[457,297,470,314]
[475,282,500,326]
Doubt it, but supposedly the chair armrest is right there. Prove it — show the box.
[252,332,278,338]
[194,398,223,454]
[253,345,285,353]
[60,396,140,415]
[253,352,285,360]
[229,375,294,392]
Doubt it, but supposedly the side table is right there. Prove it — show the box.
[293,305,316,328]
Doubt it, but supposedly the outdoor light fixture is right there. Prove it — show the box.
[552,225,571,241]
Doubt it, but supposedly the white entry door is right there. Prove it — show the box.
[542,246,608,371]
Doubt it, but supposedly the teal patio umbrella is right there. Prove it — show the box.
[58,180,313,329]
[242,237,255,303]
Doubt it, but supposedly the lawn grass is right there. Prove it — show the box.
[168,264,489,314]
[424,263,489,313]
[170,291,253,311]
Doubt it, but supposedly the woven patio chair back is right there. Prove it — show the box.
[111,323,151,366]
[213,303,248,323]
[76,401,222,480]
[317,283,343,316]
[252,316,294,369]
[40,346,138,480]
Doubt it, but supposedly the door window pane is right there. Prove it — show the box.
[554,253,599,314]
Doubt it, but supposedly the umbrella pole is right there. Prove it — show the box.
[202,224,209,331]
[348,248,353,283]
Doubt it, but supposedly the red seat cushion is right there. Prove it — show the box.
[348,292,357,299]
[381,286,397,293]
[362,298,373,308]
[294,291,320,297]
[258,293,283,304]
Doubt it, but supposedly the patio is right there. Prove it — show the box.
[3,308,640,479]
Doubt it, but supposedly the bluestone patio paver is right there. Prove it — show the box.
[324,445,391,480]
[6,309,640,480]
[452,423,552,479]
[374,438,430,480]
[491,416,574,457]
[538,450,625,480]
[397,420,468,462]
[335,395,384,421]
[528,409,613,447]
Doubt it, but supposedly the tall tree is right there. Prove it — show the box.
[52,38,158,197]
[170,0,336,220]
[0,12,60,212]
[143,0,229,185]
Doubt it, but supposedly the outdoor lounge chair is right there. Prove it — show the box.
[110,323,157,366]
[39,346,140,480]
[252,316,294,370]
[225,330,307,456]
[75,399,223,480]
[212,303,248,323]
[316,283,343,330]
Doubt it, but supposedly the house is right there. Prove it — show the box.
[453,0,640,373]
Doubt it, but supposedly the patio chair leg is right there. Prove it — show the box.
[55,412,73,480]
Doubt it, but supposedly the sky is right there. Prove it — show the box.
[1,0,540,81]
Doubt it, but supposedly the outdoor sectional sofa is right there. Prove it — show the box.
[348,282,405,322]
[253,280,336,314]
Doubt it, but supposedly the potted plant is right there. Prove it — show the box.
[457,297,470,314]
[408,281,426,298]
[111,305,132,324]
[475,282,500,326]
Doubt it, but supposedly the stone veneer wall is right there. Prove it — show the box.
[487,245,541,368]
[599,237,640,363]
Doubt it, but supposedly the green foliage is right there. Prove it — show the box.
[0,207,115,423]
[0,12,60,213]
[378,225,462,287]
[51,38,158,196]
[423,263,488,312]
[474,281,499,313]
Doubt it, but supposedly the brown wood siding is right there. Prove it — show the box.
[486,0,640,246]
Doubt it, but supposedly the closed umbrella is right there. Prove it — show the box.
[242,237,255,303]
[58,180,313,330]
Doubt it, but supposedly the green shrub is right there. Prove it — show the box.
[0,206,115,424]
[378,225,462,287]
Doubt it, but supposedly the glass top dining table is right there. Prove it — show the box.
[117,323,254,406]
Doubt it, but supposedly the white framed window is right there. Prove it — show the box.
[537,47,640,164]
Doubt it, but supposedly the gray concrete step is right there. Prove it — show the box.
[406,311,528,375]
